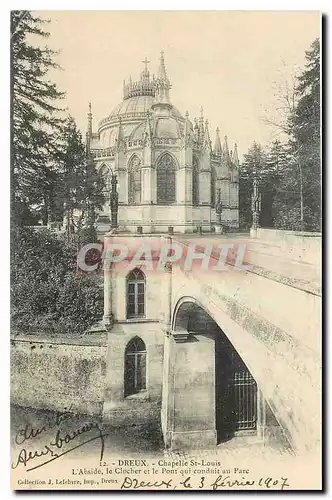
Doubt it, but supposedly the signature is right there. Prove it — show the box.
[120,475,290,491]
[121,477,174,490]
[11,411,108,472]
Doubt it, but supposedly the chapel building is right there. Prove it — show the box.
[85,52,239,234]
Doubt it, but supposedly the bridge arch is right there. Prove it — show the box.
[160,246,321,456]
[165,296,286,449]
[171,294,262,390]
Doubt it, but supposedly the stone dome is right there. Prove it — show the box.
[99,95,183,128]
[111,95,154,117]
[129,115,183,142]
[96,54,185,147]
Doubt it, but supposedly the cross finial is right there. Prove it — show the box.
[142,57,150,73]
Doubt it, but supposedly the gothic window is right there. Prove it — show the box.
[99,164,112,194]
[211,167,216,206]
[128,156,142,204]
[192,157,199,206]
[126,268,145,319]
[124,337,147,397]
[156,153,176,204]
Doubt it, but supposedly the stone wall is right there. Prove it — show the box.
[111,263,163,322]
[162,331,217,449]
[11,334,107,416]
[103,321,164,426]
[250,228,321,267]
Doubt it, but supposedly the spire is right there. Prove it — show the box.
[115,117,125,152]
[213,127,222,154]
[194,118,199,141]
[233,143,239,166]
[85,102,92,157]
[221,135,232,169]
[143,110,153,146]
[183,111,193,147]
[152,51,172,110]
[199,106,204,127]
[203,119,211,150]
[184,110,190,135]
[157,50,168,81]
[198,106,204,143]
[87,102,92,137]
[223,136,230,158]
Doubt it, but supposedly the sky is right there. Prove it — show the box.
[37,10,320,158]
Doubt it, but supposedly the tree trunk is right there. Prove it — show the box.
[298,156,304,230]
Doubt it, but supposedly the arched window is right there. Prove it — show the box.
[126,268,145,319]
[128,156,141,204]
[192,157,199,206]
[99,164,112,194]
[156,153,176,204]
[211,167,216,206]
[124,337,147,397]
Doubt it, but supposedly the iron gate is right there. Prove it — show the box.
[229,370,257,430]
[216,337,257,438]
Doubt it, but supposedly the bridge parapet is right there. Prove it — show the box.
[162,248,321,454]
[250,228,321,268]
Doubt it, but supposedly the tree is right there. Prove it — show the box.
[10,13,105,337]
[239,142,269,229]
[11,226,103,335]
[11,11,64,225]
[55,116,105,241]
[262,39,321,231]
[289,38,321,230]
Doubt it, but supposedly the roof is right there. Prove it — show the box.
[104,95,184,121]
[130,115,183,141]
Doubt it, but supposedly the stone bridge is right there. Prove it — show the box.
[11,227,321,459]
[159,229,321,454]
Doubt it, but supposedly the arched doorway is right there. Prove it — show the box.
[164,300,261,447]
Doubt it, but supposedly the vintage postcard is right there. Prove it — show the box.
[10,10,322,491]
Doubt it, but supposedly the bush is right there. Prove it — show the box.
[273,206,321,232]
[11,226,103,335]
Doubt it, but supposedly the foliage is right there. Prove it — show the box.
[11,11,64,225]
[11,12,106,336]
[55,117,105,237]
[11,12,105,233]
[239,142,280,229]
[11,226,103,335]
[273,206,320,232]
[240,39,321,232]
[277,39,321,231]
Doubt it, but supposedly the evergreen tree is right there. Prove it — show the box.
[56,116,105,241]
[271,39,321,231]
[258,38,321,231]
[239,143,268,229]
[265,140,290,226]
[11,11,64,225]
[290,38,321,230]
